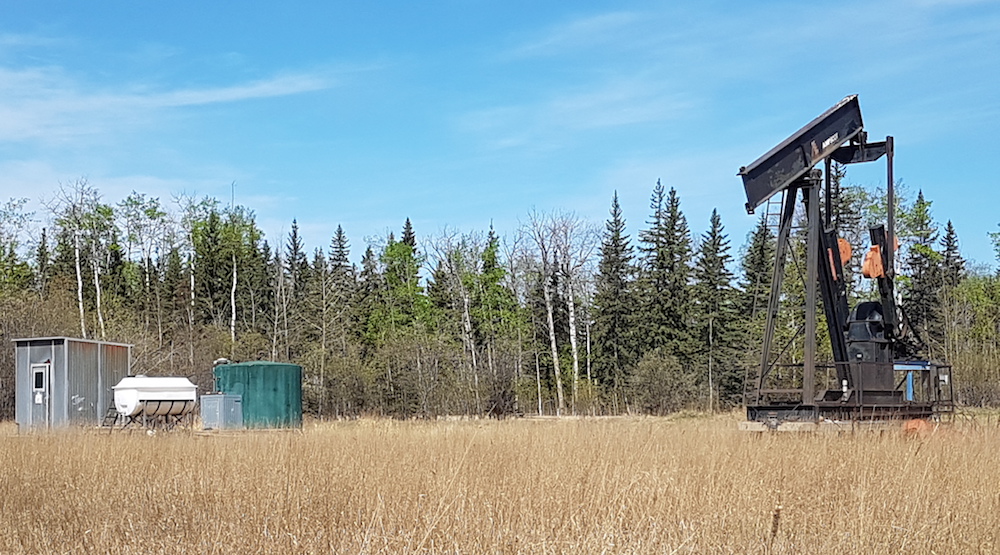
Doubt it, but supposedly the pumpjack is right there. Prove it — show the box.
[738,95,953,430]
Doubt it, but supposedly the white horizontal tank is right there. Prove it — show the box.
[113,376,198,417]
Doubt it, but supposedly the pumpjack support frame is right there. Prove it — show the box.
[739,95,954,429]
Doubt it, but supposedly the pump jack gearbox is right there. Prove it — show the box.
[738,95,954,431]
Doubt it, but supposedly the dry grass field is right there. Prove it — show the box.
[2,413,999,554]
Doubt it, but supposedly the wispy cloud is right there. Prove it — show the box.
[503,11,641,59]
[478,0,1000,150]
[150,73,330,107]
[0,66,333,143]
[0,158,243,203]
[0,32,68,49]
[459,76,695,151]
[912,0,997,6]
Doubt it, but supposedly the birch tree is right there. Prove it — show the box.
[523,210,565,415]
[550,212,598,412]
[48,179,107,339]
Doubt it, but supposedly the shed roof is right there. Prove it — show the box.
[11,336,133,348]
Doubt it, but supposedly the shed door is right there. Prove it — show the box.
[29,363,51,429]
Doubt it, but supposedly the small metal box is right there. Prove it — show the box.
[200,394,243,430]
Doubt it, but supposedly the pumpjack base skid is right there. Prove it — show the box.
[738,418,934,433]
[748,402,940,422]
[745,361,955,430]
[746,397,951,431]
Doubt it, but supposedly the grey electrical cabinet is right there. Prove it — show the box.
[200,394,243,430]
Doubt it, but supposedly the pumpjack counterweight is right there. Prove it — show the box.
[738,95,954,430]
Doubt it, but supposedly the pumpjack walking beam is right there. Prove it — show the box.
[740,95,865,214]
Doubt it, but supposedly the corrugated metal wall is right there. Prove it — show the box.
[14,340,34,429]
[100,343,129,418]
[14,341,28,427]
[214,362,302,428]
[67,340,98,424]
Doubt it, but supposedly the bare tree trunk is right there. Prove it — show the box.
[155,282,164,349]
[91,258,105,339]
[487,343,496,379]
[269,253,285,361]
[513,325,522,413]
[148,235,163,349]
[230,253,237,358]
[320,302,327,420]
[535,351,543,415]
[461,291,481,414]
[188,255,196,366]
[526,210,566,416]
[542,279,564,415]
[143,248,152,333]
[74,231,87,339]
[565,278,580,413]
[417,345,428,417]
[318,266,331,419]
[543,210,597,415]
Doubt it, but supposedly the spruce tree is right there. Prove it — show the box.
[401,218,416,248]
[382,220,427,328]
[161,245,185,340]
[285,219,309,299]
[592,192,636,406]
[473,226,519,352]
[472,226,522,416]
[34,227,50,298]
[360,221,431,348]
[828,163,866,300]
[192,208,228,326]
[328,224,356,345]
[355,245,384,345]
[426,259,452,312]
[692,209,740,409]
[245,238,273,336]
[903,191,943,354]
[938,220,964,370]
[637,181,667,357]
[940,220,964,289]
[739,213,774,317]
[737,213,775,378]
[637,182,693,361]
[329,225,352,277]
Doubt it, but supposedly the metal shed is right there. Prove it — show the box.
[14,337,132,431]
[213,361,302,428]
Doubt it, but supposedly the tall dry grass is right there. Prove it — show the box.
[1,414,998,553]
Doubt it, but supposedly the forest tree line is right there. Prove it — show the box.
[0,171,997,419]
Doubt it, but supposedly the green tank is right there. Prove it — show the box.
[213,361,302,428]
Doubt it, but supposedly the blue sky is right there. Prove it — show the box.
[1,1,998,268]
